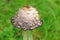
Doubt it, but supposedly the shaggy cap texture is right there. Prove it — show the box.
[11,6,42,30]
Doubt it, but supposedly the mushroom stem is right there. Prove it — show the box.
[23,30,33,40]
[23,30,28,40]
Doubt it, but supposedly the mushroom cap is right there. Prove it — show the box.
[11,6,42,30]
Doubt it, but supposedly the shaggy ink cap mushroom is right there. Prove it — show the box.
[11,6,42,30]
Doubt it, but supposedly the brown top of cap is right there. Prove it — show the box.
[21,6,33,11]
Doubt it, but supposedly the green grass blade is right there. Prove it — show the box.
[27,30,33,40]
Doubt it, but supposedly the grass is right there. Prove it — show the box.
[0,0,60,40]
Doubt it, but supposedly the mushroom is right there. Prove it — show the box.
[11,6,42,40]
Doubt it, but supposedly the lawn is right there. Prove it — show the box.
[0,0,60,40]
